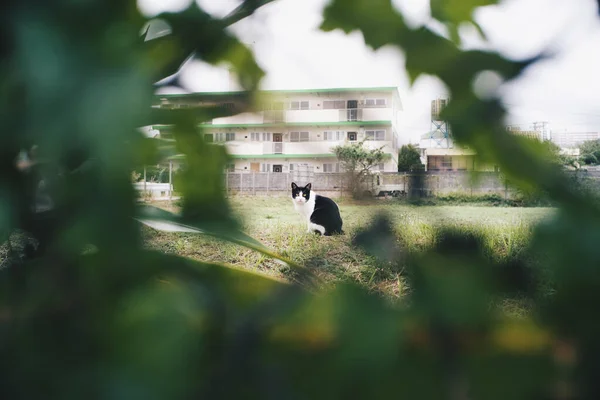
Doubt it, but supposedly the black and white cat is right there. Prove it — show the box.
[291,182,343,236]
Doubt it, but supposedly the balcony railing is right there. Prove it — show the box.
[339,108,363,122]
[263,110,285,123]
[263,142,284,154]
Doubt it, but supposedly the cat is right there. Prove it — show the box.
[291,182,343,236]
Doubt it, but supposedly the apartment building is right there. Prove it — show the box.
[152,87,404,173]
[552,131,600,148]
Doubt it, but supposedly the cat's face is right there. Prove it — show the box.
[291,182,311,204]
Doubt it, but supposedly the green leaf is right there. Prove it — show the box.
[320,0,410,50]
[430,0,499,43]
[222,0,278,26]
[135,205,308,273]
[142,0,274,84]
[155,4,264,92]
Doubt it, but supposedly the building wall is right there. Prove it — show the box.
[203,125,396,160]
[552,132,600,148]
[228,157,396,174]
[156,87,403,172]
[213,112,263,125]
[426,155,497,172]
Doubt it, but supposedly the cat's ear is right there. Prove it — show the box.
[305,183,312,190]
[291,182,298,190]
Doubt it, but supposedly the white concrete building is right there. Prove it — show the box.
[152,87,404,173]
[552,131,600,148]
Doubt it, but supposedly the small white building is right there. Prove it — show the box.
[153,87,405,173]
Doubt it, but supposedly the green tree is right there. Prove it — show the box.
[332,140,386,197]
[580,139,600,164]
[397,144,424,172]
[583,153,598,165]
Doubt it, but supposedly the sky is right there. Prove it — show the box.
[138,0,600,143]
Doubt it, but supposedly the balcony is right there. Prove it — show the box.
[263,142,284,154]
[339,108,363,122]
[226,139,395,158]
[263,110,285,123]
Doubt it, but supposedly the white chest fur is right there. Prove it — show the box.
[292,194,315,219]
[292,194,325,234]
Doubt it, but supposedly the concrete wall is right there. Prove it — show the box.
[133,182,173,200]
[221,171,516,197]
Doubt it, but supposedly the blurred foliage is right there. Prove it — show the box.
[1,0,600,398]
[580,139,600,165]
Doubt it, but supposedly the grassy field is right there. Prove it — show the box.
[142,196,556,310]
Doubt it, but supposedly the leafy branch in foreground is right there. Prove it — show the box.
[2,0,600,398]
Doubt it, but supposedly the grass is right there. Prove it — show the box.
[142,196,556,307]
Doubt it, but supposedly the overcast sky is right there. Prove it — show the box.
[139,0,600,142]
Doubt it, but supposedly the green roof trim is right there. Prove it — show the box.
[168,153,392,161]
[153,120,391,131]
[169,153,337,160]
[154,87,399,99]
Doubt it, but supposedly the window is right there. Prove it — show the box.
[347,132,357,141]
[213,133,233,142]
[374,163,385,171]
[365,130,386,141]
[290,101,309,110]
[225,163,235,172]
[364,98,387,107]
[289,163,294,171]
[323,131,343,141]
[323,100,346,109]
[252,132,271,141]
[261,163,271,172]
[290,131,309,142]
[441,156,453,170]
[323,163,340,173]
[204,133,214,143]
[273,165,283,173]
